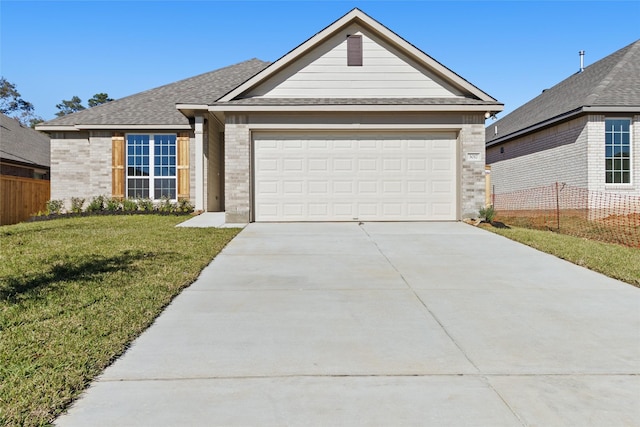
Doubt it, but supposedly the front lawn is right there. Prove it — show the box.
[483,224,640,287]
[0,216,240,426]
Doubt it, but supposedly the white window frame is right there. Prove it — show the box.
[125,133,178,200]
[604,118,632,186]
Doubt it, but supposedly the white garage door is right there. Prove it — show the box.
[253,132,457,221]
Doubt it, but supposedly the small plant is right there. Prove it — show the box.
[122,198,139,212]
[70,197,85,213]
[138,198,154,212]
[176,198,194,214]
[86,195,106,212]
[158,196,174,213]
[479,205,496,224]
[105,198,121,212]
[45,199,64,215]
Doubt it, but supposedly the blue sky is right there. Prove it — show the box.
[1,0,638,121]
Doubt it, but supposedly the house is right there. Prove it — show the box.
[1,113,51,225]
[37,8,502,223]
[486,40,640,198]
[0,114,50,225]
[1,114,50,180]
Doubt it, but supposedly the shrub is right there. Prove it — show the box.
[138,198,155,212]
[70,197,85,213]
[122,198,139,212]
[86,195,106,212]
[45,199,64,215]
[176,198,194,214]
[479,205,496,223]
[105,198,121,212]
[158,196,174,213]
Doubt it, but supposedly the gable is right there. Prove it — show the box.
[219,9,499,105]
[246,24,465,99]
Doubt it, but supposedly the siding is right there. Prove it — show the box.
[247,24,463,99]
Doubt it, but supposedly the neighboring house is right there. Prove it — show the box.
[1,114,50,180]
[1,113,51,225]
[37,8,502,223]
[486,39,640,198]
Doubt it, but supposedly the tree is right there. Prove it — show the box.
[0,77,43,127]
[88,93,113,107]
[55,96,85,117]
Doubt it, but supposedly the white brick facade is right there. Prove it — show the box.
[224,115,251,223]
[224,112,488,223]
[50,130,198,209]
[487,114,640,197]
[50,132,101,208]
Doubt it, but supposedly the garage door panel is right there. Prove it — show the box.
[254,133,457,221]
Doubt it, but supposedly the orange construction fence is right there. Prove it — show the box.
[492,183,640,248]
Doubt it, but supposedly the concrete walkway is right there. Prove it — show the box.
[56,222,640,426]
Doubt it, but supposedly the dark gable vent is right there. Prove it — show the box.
[347,35,363,66]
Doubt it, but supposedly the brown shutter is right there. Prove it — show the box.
[177,133,190,200]
[347,35,363,66]
[112,133,125,200]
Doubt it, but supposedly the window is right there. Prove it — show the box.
[126,134,177,199]
[605,119,631,184]
[347,35,362,66]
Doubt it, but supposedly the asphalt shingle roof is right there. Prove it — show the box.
[486,39,640,144]
[0,114,50,167]
[41,59,270,127]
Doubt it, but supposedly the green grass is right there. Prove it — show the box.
[0,216,240,426]
[483,224,640,287]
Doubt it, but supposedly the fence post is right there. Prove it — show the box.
[555,182,560,231]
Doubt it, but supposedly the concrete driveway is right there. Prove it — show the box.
[57,222,640,426]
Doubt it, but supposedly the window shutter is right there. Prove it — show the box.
[112,133,125,199]
[347,35,363,66]
[177,133,190,200]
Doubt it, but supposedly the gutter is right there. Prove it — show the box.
[36,124,192,132]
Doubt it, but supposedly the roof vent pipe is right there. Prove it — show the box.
[579,50,585,72]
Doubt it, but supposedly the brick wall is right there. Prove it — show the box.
[224,115,251,223]
[50,132,92,208]
[224,112,488,222]
[89,132,112,197]
[460,115,487,218]
[486,116,589,194]
[207,119,224,211]
[587,115,640,197]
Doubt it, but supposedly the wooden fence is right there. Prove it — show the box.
[1,175,50,226]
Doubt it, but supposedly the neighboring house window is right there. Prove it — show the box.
[347,35,363,66]
[605,119,631,184]
[126,134,177,199]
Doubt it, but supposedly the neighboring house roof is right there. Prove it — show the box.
[0,113,50,168]
[487,39,640,146]
[38,59,270,129]
[220,8,501,105]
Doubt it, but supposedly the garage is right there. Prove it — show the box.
[253,132,458,221]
